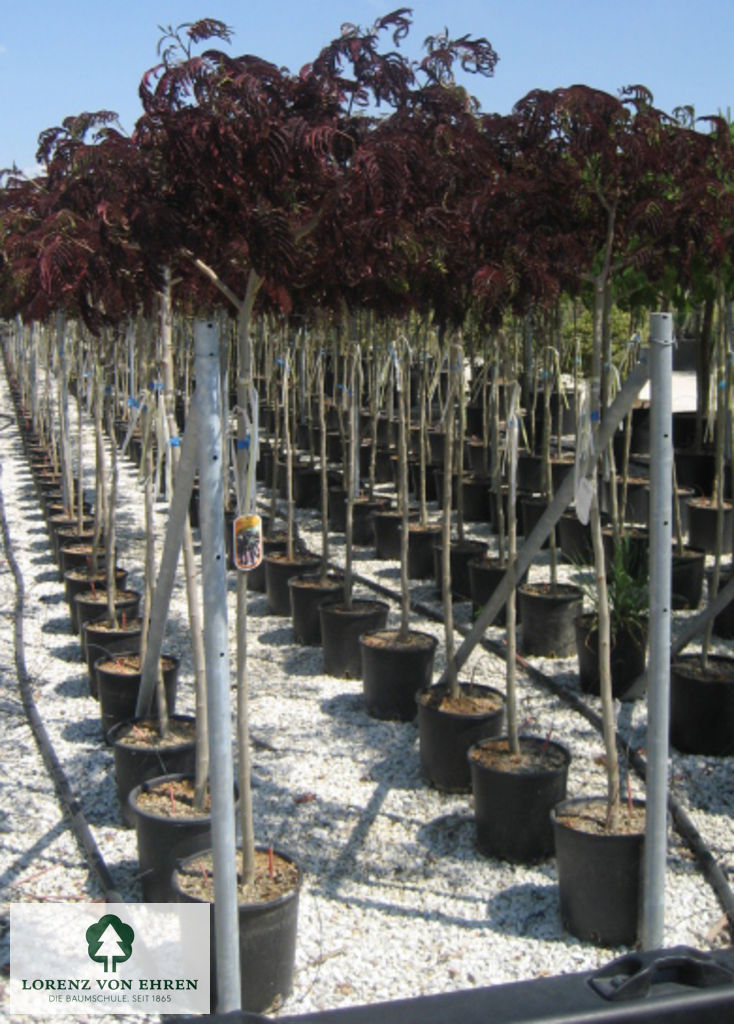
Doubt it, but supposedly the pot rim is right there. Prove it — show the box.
[415,680,505,717]
[551,794,646,836]
[467,733,572,776]
[109,714,197,750]
[358,627,439,650]
[171,844,302,911]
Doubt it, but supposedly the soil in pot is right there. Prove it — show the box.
[109,715,197,827]
[129,774,217,902]
[96,652,179,742]
[552,796,645,948]
[288,572,343,645]
[173,846,301,1014]
[64,566,128,633]
[82,615,143,699]
[264,552,321,616]
[319,599,390,678]
[74,588,141,642]
[360,629,438,721]
[468,736,571,862]
[417,682,505,793]
[574,613,648,700]
[518,583,583,658]
[670,654,734,755]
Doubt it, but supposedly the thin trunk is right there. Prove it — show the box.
[443,336,459,699]
[591,485,620,829]
[505,386,520,754]
[397,346,410,639]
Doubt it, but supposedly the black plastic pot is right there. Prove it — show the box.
[574,613,648,700]
[63,566,128,633]
[406,523,442,579]
[417,682,505,793]
[129,773,216,902]
[352,497,390,546]
[461,475,492,523]
[96,652,179,742]
[247,533,288,593]
[433,538,489,601]
[558,512,593,565]
[82,616,143,700]
[671,546,706,610]
[552,796,645,948]
[687,498,733,555]
[172,846,300,1014]
[360,629,438,721]
[109,715,197,827]
[670,654,734,755]
[264,553,321,616]
[468,736,571,862]
[74,588,141,643]
[372,509,417,560]
[468,557,527,627]
[319,599,390,678]
[288,572,343,645]
[518,583,583,658]
[293,465,322,509]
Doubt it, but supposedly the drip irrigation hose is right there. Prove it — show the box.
[347,566,734,934]
[0,458,123,905]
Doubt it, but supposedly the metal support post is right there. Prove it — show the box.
[641,311,674,949]
[194,319,241,1012]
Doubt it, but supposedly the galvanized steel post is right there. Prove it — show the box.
[641,311,674,949]
[194,319,241,1010]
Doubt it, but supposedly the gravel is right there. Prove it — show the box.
[1,358,732,1023]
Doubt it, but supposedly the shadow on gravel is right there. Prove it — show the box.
[49,640,83,663]
[53,672,90,698]
[28,538,51,552]
[279,647,329,678]
[39,591,66,606]
[34,567,62,583]
[672,755,734,816]
[486,880,563,940]
[416,812,476,861]
[41,615,74,635]
[60,716,104,746]
[257,624,294,646]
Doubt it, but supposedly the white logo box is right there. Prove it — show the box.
[10,902,210,1015]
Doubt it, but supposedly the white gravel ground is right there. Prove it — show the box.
[0,357,732,1024]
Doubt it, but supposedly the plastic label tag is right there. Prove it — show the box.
[233,514,263,571]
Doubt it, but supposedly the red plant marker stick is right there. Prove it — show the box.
[121,611,127,629]
[541,728,553,754]
[627,774,634,816]
[268,845,274,878]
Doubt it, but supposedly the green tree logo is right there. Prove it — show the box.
[86,914,135,973]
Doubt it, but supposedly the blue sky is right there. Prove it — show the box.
[2,0,732,173]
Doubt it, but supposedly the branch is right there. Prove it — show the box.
[186,250,243,310]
